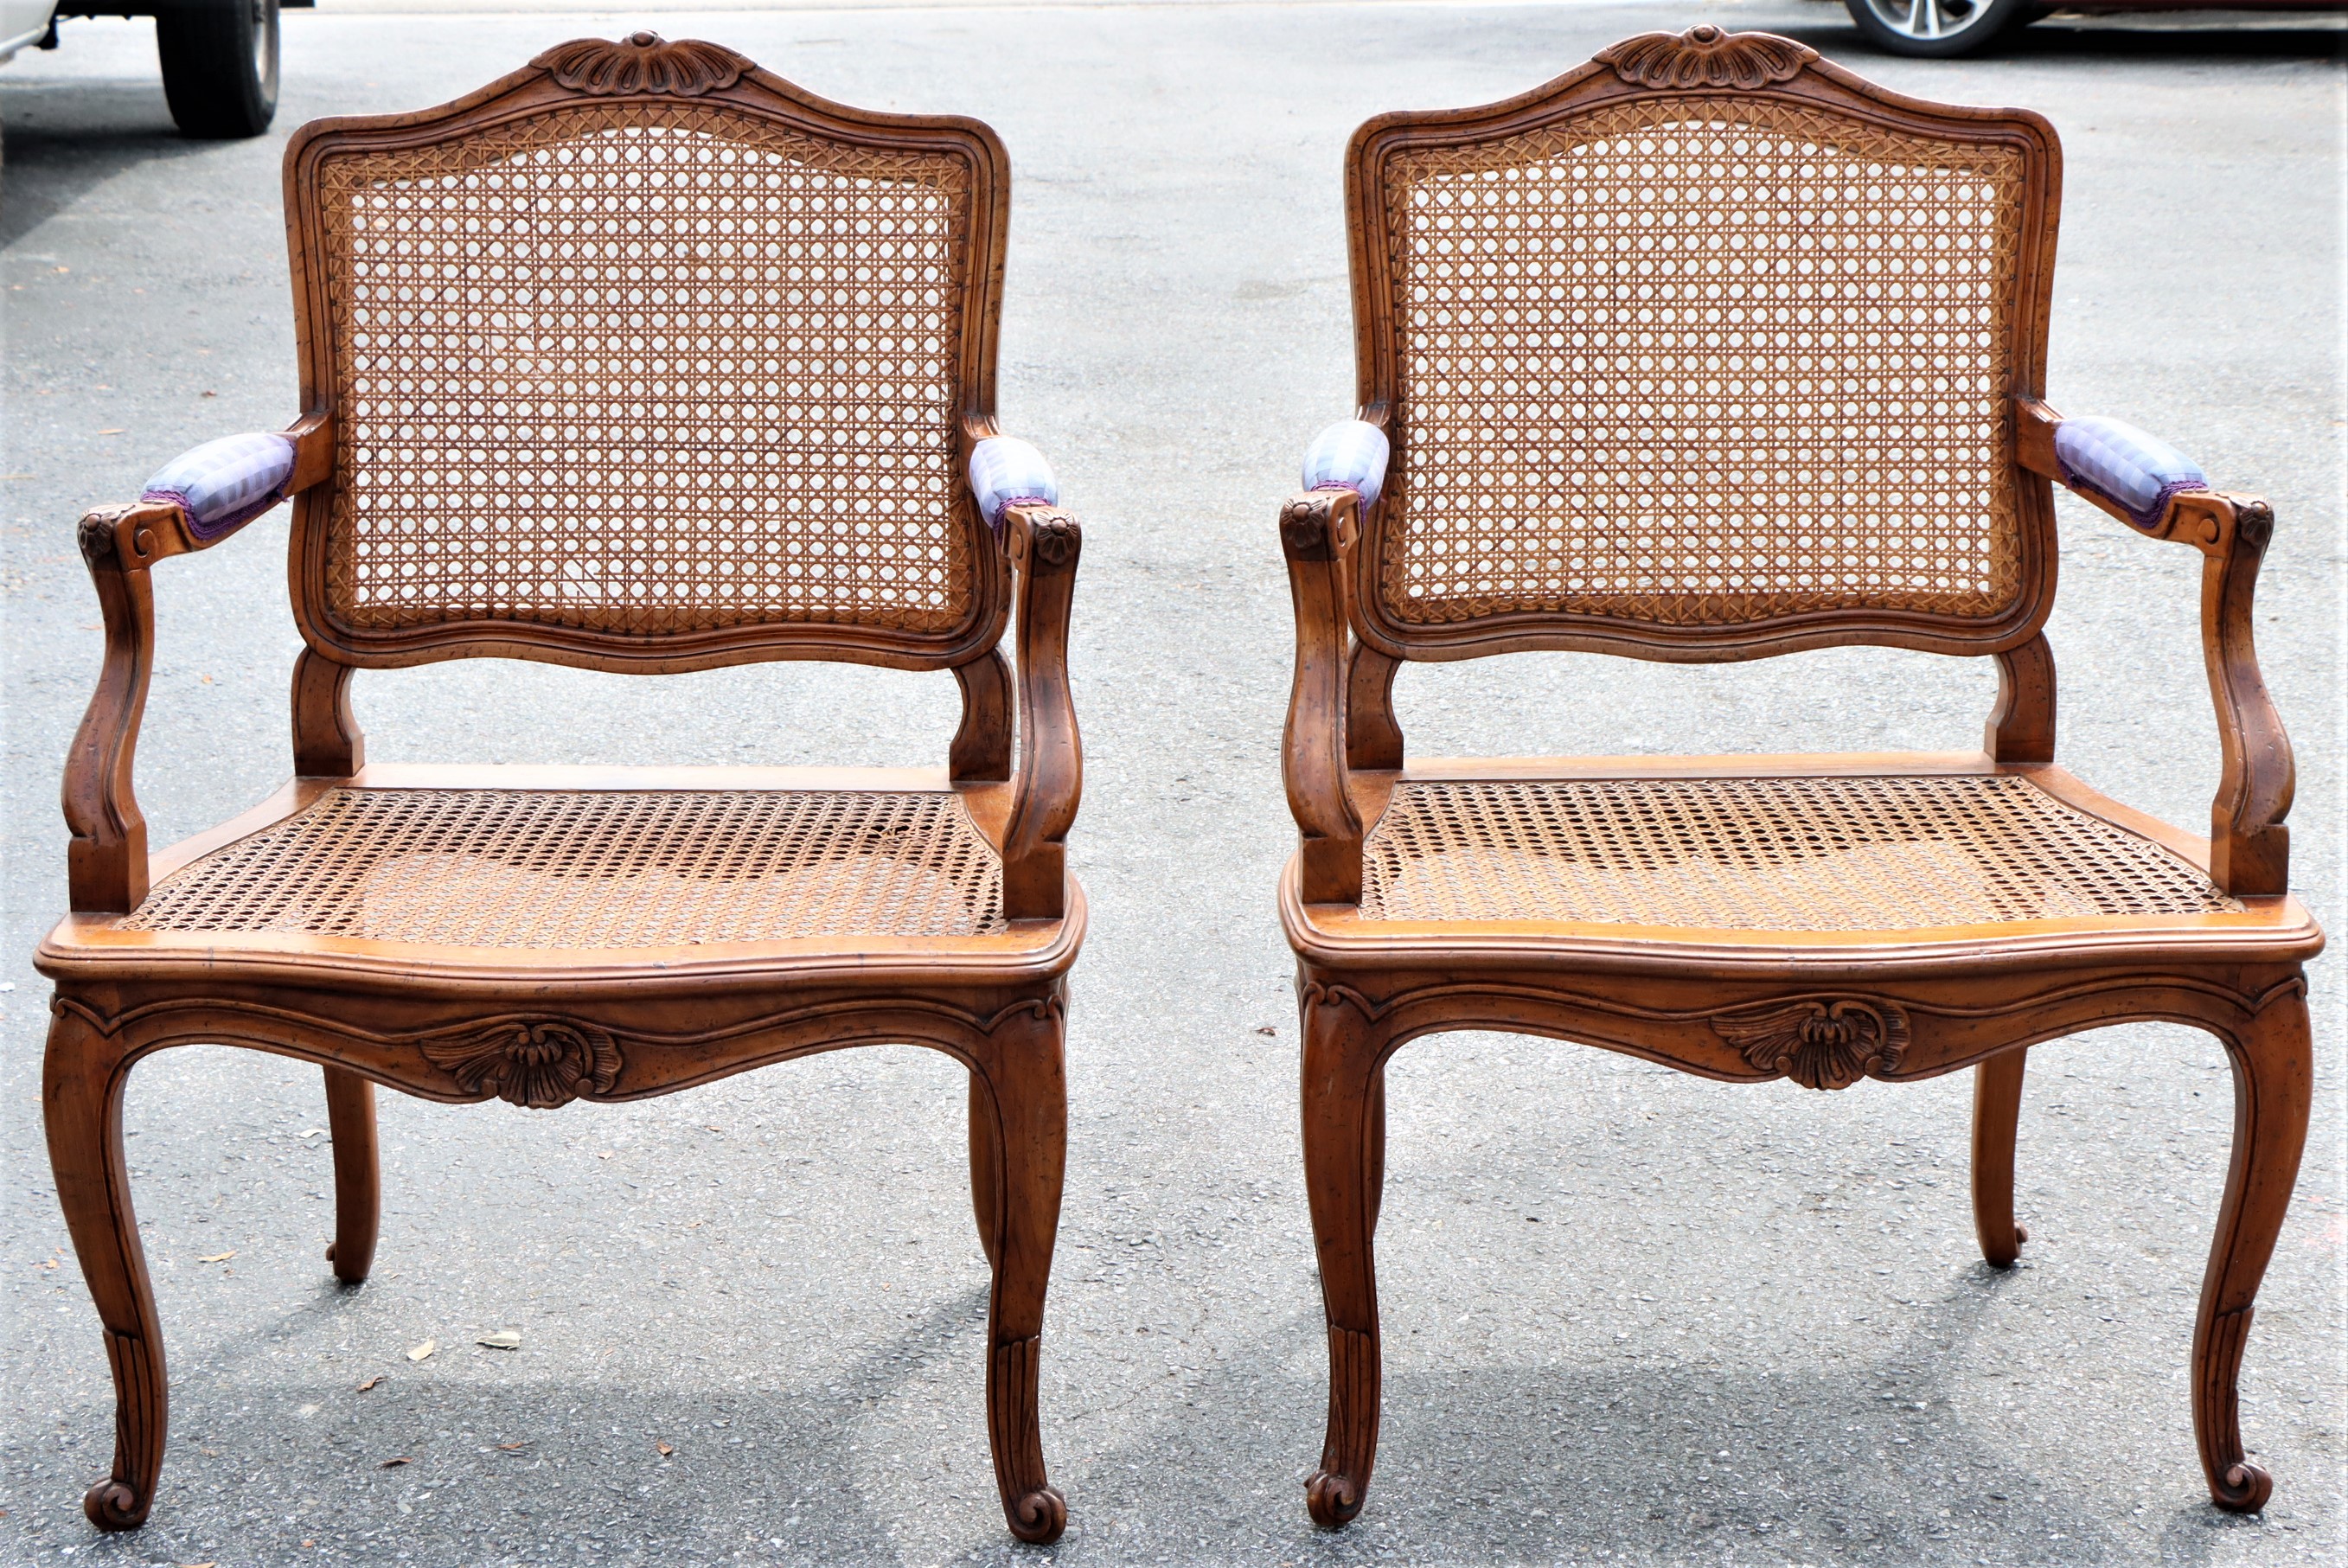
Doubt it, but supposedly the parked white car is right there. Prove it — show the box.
[1,0,285,138]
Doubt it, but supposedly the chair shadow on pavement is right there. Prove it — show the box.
[1,79,209,249]
[46,1282,1000,1565]
[1066,1266,2272,1568]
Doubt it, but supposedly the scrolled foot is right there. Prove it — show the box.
[2014,1225,2029,1244]
[83,1476,150,1531]
[1306,1468,1363,1527]
[1008,1484,1066,1544]
[2210,1460,2272,1514]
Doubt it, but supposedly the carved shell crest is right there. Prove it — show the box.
[421,1019,624,1109]
[1596,26,1817,92]
[1714,999,1909,1091]
[532,33,752,98]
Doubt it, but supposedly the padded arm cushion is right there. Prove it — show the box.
[969,436,1059,530]
[1301,419,1390,508]
[2055,415,2208,531]
[140,432,297,541]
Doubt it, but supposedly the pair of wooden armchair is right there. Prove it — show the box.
[38,23,2313,1546]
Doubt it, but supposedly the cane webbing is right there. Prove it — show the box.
[1360,776,2237,930]
[121,789,1006,946]
[1377,97,2028,630]
[311,103,977,637]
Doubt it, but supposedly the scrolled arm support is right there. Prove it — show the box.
[63,415,331,912]
[2184,492,2292,895]
[2016,397,2294,895]
[1281,490,1365,905]
[1000,507,1083,921]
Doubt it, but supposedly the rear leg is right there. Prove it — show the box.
[323,1067,380,1283]
[1971,1047,2029,1269]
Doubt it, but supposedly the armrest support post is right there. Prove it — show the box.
[950,647,1015,783]
[1346,643,1404,773]
[1281,491,1364,905]
[63,504,184,912]
[1000,507,1082,921]
[1986,632,2056,766]
[291,647,367,778]
[2187,494,2293,895]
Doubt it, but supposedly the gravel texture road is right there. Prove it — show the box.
[3,3,2342,1565]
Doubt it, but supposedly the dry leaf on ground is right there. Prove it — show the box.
[656,1442,674,1456]
[198,1251,235,1264]
[356,1376,383,1392]
[477,1329,521,1350]
[406,1340,436,1363]
[379,1456,412,1469]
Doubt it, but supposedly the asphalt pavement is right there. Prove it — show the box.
[2,3,2343,1565]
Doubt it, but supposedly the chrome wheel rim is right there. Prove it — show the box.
[252,0,280,99]
[1861,0,2001,41]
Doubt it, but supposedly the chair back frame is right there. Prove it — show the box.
[1340,28,2063,665]
[280,33,1016,675]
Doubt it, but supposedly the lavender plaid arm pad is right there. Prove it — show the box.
[140,432,297,541]
[969,437,1059,530]
[2055,416,2208,532]
[1301,419,1390,508]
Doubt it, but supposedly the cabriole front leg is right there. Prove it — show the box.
[969,998,1068,1543]
[43,1007,166,1531]
[968,1071,1002,1270]
[2194,982,2312,1512]
[1299,980,1387,1526]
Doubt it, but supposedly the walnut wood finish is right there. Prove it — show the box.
[41,35,1078,1544]
[1281,28,2319,1527]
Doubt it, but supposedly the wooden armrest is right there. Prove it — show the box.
[61,414,328,912]
[2017,395,2294,895]
[998,505,1083,921]
[1280,490,1365,905]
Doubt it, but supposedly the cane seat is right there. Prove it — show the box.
[1357,772,2235,931]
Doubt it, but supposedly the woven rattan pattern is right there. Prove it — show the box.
[1379,98,2026,628]
[314,104,976,636]
[1360,776,2239,930]
[120,789,1006,946]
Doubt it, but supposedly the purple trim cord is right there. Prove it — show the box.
[141,486,283,542]
[2063,470,2205,534]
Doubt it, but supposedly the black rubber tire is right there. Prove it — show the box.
[1842,0,2034,58]
[157,0,280,138]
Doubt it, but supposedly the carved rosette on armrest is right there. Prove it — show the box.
[2015,396,2294,898]
[1281,488,1366,904]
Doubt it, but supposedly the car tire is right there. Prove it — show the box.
[157,0,280,138]
[1842,0,2034,58]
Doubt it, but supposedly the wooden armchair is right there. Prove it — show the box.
[36,34,1081,1544]
[1278,26,2319,1527]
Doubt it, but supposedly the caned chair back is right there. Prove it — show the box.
[282,34,1012,671]
[1343,28,2062,661]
